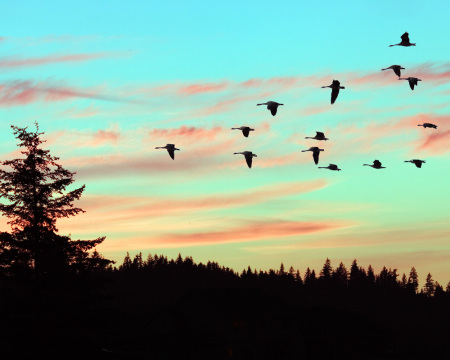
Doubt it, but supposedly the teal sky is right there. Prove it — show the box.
[1,1,449,286]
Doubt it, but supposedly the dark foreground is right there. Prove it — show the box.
[1,258,449,359]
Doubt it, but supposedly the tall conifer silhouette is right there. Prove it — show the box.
[0,123,110,275]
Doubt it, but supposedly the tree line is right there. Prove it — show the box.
[117,251,449,298]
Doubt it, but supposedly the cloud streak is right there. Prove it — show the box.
[0,52,121,69]
[0,80,142,106]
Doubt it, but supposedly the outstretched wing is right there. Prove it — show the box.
[167,148,175,160]
[331,88,339,104]
[245,154,253,168]
[401,32,409,43]
[409,79,415,90]
[313,151,320,165]
[393,67,401,77]
[316,131,325,138]
[269,105,277,116]
[415,161,422,168]
[242,128,250,137]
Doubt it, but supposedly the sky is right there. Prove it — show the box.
[1,1,449,286]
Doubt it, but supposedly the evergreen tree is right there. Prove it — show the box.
[332,262,348,286]
[400,273,408,288]
[120,252,132,271]
[407,267,419,293]
[278,262,285,276]
[295,269,303,284]
[446,281,450,293]
[0,123,110,275]
[319,257,332,280]
[367,265,375,285]
[288,265,296,279]
[423,273,435,297]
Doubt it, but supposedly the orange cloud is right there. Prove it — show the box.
[156,220,344,247]
[60,179,328,233]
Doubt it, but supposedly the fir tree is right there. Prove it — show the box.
[423,273,435,297]
[407,267,419,293]
[0,123,110,275]
[319,257,332,280]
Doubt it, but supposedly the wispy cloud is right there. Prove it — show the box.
[0,52,122,69]
[156,219,346,247]
[0,80,142,106]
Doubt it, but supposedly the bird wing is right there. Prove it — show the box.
[401,32,409,42]
[393,67,401,77]
[313,151,320,165]
[409,79,415,90]
[245,154,253,168]
[167,148,175,160]
[316,131,325,138]
[373,160,381,167]
[331,88,339,104]
[243,128,250,137]
[415,161,422,168]
[270,106,277,116]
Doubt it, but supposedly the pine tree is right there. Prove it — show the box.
[423,273,435,297]
[319,257,332,280]
[332,262,348,286]
[407,267,419,293]
[0,123,110,275]
[367,265,375,285]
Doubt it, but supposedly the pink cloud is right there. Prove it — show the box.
[416,129,450,154]
[148,126,223,142]
[177,82,228,95]
[0,80,139,106]
[156,220,345,247]
[0,52,119,69]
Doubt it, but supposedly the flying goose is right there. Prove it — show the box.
[231,126,255,137]
[305,131,329,141]
[155,144,180,160]
[399,77,422,90]
[405,159,426,168]
[363,160,385,169]
[302,147,324,165]
[417,123,437,129]
[389,32,416,47]
[321,80,345,104]
[319,164,341,171]
[234,151,257,168]
[381,65,405,77]
[257,101,284,116]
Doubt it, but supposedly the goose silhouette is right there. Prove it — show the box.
[381,65,405,77]
[321,80,345,104]
[231,126,255,137]
[389,32,416,47]
[234,151,257,168]
[405,159,426,168]
[302,147,324,165]
[319,164,341,171]
[417,123,437,129]
[155,144,180,160]
[305,131,329,141]
[399,77,422,90]
[363,160,385,169]
[257,101,284,116]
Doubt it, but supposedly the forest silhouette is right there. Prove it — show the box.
[0,124,449,359]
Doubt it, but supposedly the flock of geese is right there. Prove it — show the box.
[156,32,438,170]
